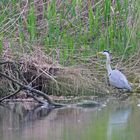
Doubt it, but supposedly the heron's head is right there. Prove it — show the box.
[98,50,110,56]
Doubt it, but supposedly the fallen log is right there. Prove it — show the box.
[0,71,64,108]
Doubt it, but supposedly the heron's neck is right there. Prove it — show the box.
[106,55,112,74]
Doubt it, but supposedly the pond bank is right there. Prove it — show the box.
[0,48,140,106]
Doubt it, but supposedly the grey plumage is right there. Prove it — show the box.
[109,69,131,90]
[99,51,131,91]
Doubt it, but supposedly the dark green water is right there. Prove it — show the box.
[0,97,140,140]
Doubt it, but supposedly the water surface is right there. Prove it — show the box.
[0,97,140,140]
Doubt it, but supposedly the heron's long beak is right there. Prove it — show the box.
[97,52,103,55]
[96,52,103,58]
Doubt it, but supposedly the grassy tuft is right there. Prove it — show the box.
[0,0,139,95]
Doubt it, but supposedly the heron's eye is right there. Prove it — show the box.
[103,50,110,53]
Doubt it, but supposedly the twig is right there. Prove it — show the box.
[33,63,58,83]
[0,71,52,104]
[0,61,13,65]
[0,89,21,102]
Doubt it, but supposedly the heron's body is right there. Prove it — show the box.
[99,50,131,91]
[108,69,131,90]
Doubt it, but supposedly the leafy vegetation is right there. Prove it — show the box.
[0,0,139,63]
[0,0,139,96]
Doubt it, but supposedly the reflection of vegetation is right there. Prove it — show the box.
[82,111,109,140]
[0,102,52,122]
[62,108,109,140]
[126,98,140,140]
[0,98,140,140]
[61,100,140,140]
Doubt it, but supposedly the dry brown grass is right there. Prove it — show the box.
[1,44,140,98]
[0,46,108,97]
[0,0,139,96]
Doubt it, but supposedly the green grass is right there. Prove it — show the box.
[0,0,139,64]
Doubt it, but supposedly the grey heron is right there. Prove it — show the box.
[98,50,131,91]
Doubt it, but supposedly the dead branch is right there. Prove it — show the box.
[0,89,21,102]
[0,59,65,108]
[0,61,13,65]
[1,99,34,102]
[27,91,49,105]
[0,71,55,105]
